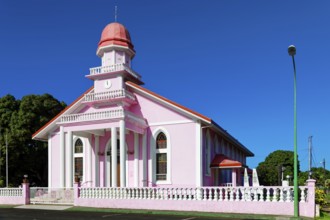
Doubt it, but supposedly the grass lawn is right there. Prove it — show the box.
[317,211,330,220]
[0,205,16,208]
[68,206,316,220]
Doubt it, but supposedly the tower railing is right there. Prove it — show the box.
[84,89,136,103]
[89,63,141,79]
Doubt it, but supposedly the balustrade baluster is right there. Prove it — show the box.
[187,188,192,201]
[208,188,213,201]
[152,188,156,200]
[218,188,223,202]
[143,188,146,199]
[258,188,263,202]
[278,188,284,202]
[266,188,270,202]
[212,188,217,201]
[253,188,259,202]
[272,188,278,202]
[234,188,239,201]
[202,188,206,201]
[223,188,228,201]
[229,188,234,201]
[173,188,178,200]
[300,188,305,203]
[108,188,112,199]
[81,189,85,198]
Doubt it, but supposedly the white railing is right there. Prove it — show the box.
[0,188,23,197]
[79,186,308,203]
[89,63,140,79]
[59,109,124,124]
[30,187,74,205]
[58,109,147,127]
[84,89,136,103]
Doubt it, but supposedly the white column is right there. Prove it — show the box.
[134,132,139,187]
[142,131,147,187]
[67,131,73,187]
[59,126,65,188]
[94,136,99,187]
[232,168,237,187]
[48,134,52,188]
[195,121,202,187]
[119,120,126,187]
[87,135,92,187]
[111,127,117,187]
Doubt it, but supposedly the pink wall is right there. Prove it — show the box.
[130,92,198,187]
[75,198,314,218]
[131,93,191,123]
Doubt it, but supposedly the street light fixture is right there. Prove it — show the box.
[288,45,299,218]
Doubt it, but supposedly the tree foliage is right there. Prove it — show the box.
[257,150,300,186]
[0,94,66,187]
[299,167,330,187]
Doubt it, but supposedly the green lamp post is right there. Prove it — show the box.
[288,45,298,218]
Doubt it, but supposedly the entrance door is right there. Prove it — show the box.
[109,139,121,187]
[117,161,120,187]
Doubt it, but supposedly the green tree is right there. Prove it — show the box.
[257,150,300,186]
[299,167,330,188]
[0,94,66,187]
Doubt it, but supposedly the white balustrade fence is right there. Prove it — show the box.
[30,187,74,205]
[59,109,124,124]
[89,63,140,79]
[84,89,136,102]
[79,186,308,203]
[0,188,23,197]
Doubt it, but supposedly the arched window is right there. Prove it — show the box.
[74,138,84,182]
[156,132,167,181]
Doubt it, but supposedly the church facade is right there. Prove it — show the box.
[32,22,254,189]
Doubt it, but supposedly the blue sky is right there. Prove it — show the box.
[1,0,329,171]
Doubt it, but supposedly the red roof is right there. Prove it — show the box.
[32,87,94,140]
[98,22,134,51]
[210,154,243,168]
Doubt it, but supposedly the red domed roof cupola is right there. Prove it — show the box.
[97,22,135,56]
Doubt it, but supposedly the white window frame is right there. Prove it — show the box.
[73,137,85,183]
[151,127,171,185]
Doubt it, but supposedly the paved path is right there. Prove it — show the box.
[15,205,72,210]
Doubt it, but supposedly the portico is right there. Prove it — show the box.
[53,108,147,188]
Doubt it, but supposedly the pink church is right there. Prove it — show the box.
[32,22,254,189]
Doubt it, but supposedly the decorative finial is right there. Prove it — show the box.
[115,5,118,22]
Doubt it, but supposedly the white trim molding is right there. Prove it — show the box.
[48,134,52,188]
[150,127,172,185]
[73,136,85,184]
[195,121,202,187]
[134,132,139,187]
[148,120,193,127]
[59,126,65,188]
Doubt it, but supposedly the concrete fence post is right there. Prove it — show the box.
[22,182,30,205]
[306,179,316,217]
